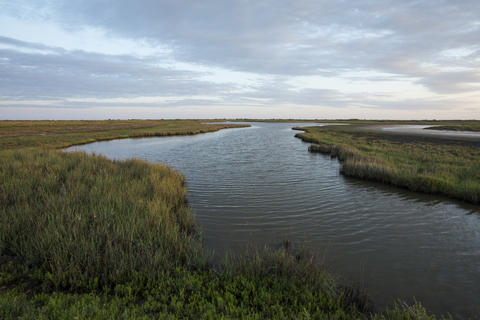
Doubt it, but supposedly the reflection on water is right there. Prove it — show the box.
[69,122,480,317]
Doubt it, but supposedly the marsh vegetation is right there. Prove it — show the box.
[0,120,249,150]
[0,120,464,319]
[296,125,480,204]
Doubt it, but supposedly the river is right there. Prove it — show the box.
[68,122,480,317]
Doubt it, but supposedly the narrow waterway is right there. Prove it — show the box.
[69,122,480,317]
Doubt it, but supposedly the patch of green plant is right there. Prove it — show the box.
[0,289,38,319]
[296,126,480,203]
[0,149,208,289]
[0,259,450,319]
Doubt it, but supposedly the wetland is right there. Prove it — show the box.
[2,119,480,318]
[70,122,480,317]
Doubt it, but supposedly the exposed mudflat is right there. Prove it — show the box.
[345,124,480,148]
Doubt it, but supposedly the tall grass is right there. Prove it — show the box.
[299,127,480,203]
[221,241,335,294]
[0,148,207,289]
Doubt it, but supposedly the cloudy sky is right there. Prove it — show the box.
[1,0,479,120]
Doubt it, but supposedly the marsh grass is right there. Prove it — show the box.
[0,120,455,318]
[0,120,249,150]
[221,241,335,293]
[0,149,207,290]
[0,238,445,319]
[0,120,170,138]
[298,126,480,203]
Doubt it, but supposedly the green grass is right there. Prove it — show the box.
[0,259,442,319]
[0,120,456,319]
[296,125,480,204]
[0,149,206,290]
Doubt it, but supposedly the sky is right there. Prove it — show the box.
[1,0,479,120]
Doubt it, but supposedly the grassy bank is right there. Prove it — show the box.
[0,120,452,318]
[0,120,250,150]
[295,125,480,204]
[1,149,204,288]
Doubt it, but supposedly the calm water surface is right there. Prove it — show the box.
[69,122,480,317]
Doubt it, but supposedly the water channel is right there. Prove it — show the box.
[69,122,480,317]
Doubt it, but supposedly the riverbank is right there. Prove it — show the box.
[295,124,480,204]
[1,120,452,318]
[0,120,250,150]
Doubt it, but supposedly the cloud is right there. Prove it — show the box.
[33,0,479,77]
[0,35,66,53]
[417,70,480,94]
[0,36,239,100]
[1,0,479,118]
